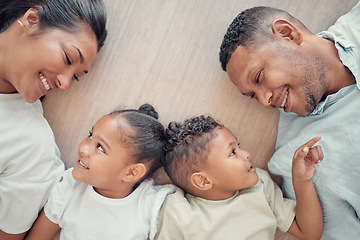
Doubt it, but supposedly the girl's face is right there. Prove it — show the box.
[4,19,98,103]
[72,115,134,195]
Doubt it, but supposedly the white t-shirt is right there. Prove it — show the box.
[0,93,64,234]
[45,168,176,240]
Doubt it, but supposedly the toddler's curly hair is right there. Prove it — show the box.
[163,115,223,190]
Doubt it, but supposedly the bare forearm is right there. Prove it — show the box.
[293,180,323,240]
[25,210,60,240]
[0,230,27,240]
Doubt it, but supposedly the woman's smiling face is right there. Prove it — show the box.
[4,20,97,103]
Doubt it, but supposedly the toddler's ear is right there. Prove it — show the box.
[191,172,213,191]
[123,163,146,182]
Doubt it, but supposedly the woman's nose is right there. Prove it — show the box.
[56,74,72,90]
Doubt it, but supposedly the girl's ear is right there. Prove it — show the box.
[190,172,213,191]
[122,163,147,182]
[22,6,43,31]
[272,19,303,45]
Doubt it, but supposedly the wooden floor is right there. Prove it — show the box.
[43,1,358,239]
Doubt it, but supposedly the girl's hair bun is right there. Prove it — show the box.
[138,103,159,120]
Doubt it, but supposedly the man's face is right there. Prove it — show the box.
[226,42,327,116]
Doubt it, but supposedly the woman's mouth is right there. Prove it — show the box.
[39,72,50,91]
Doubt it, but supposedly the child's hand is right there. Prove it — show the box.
[292,136,323,183]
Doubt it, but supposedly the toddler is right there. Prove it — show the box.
[156,115,323,240]
[26,104,175,240]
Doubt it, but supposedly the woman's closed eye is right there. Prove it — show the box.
[65,52,72,65]
[64,52,80,81]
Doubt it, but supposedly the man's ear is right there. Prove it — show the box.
[190,172,213,191]
[272,19,303,45]
[122,163,146,182]
[22,6,43,30]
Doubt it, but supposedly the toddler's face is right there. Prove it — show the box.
[205,127,259,196]
[72,115,132,190]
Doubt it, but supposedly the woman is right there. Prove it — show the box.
[0,0,107,239]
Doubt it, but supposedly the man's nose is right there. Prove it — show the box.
[256,89,273,108]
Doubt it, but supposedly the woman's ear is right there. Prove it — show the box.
[190,172,213,191]
[122,163,147,182]
[22,6,43,30]
[272,19,303,45]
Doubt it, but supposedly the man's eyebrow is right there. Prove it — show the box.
[247,68,252,85]
[241,68,252,95]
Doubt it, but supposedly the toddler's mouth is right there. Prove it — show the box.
[248,165,255,172]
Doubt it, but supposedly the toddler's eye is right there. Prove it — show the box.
[88,131,92,139]
[230,149,236,157]
[97,144,104,152]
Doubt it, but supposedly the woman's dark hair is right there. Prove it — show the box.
[110,104,165,181]
[0,0,107,51]
[163,115,222,190]
[219,6,306,71]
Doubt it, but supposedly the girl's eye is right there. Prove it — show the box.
[97,144,104,152]
[230,149,236,157]
[88,131,92,139]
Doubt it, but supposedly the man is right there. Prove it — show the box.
[220,3,360,239]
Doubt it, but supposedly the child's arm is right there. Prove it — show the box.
[25,209,60,240]
[287,136,324,240]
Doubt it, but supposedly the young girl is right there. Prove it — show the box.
[156,115,323,240]
[26,104,175,240]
